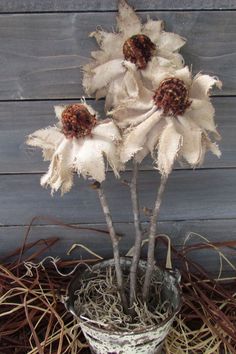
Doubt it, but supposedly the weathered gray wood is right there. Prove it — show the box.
[2,219,236,257]
[1,219,235,274]
[0,169,235,226]
[0,1,235,277]
[0,0,235,12]
[0,11,234,99]
[0,97,232,174]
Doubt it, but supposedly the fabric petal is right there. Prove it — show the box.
[135,119,166,163]
[135,146,149,164]
[99,139,122,178]
[113,63,154,111]
[82,62,99,96]
[73,138,106,182]
[90,30,123,58]
[91,50,110,64]
[177,116,203,166]
[26,126,64,161]
[157,49,185,69]
[122,62,141,98]
[158,32,186,52]
[149,65,177,89]
[93,121,122,176]
[81,100,98,117]
[73,134,121,182]
[96,88,109,101]
[112,105,156,129]
[106,62,140,110]
[105,75,127,111]
[175,66,192,86]
[142,19,163,43]
[157,119,182,176]
[190,73,222,100]
[204,134,221,158]
[83,59,125,96]
[120,110,162,162]
[187,99,221,139]
[123,63,154,104]
[151,65,191,90]
[109,65,155,127]
[141,57,175,89]
[54,105,66,122]
[117,0,142,38]
[41,138,74,195]
[92,120,121,142]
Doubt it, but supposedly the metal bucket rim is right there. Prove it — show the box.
[67,257,182,336]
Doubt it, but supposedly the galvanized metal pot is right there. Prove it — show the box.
[65,257,181,354]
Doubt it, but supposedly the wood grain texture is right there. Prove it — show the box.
[0,0,235,275]
[0,11,234,99]
[1,219,235,256]
[0,169,235,226]
[0,0,235,12]
[1,219,235,274]
[0,97,232,174]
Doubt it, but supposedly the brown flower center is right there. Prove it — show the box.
[153,78,191,116]
[61,104,97,139]
[123,34,156,70]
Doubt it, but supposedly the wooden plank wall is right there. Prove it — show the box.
[0,0,235,271]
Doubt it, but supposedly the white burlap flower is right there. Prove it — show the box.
[26,102,122,195]
[111,65,222,176]
[83,0,185,111]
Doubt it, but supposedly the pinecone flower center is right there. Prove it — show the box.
[61,104,97,139]
[153,78,191,116]
[123,34,156,70]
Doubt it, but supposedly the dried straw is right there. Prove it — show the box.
[162,233,236,353]
[0,244,90,353]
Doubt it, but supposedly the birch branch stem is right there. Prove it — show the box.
[97,184,129,313]
[129,160,143,307]
[143,175,168,302]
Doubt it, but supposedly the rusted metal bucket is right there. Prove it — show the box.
[65,257,181,354]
